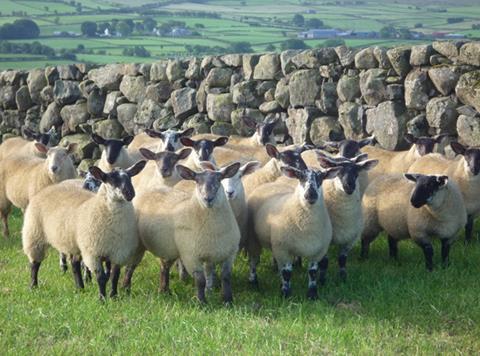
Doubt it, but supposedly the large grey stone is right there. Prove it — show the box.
[45,66,59,85]
[387,46,411,77]
[206,67,233,88]
[196,80,208,113]
[60,102,90,134]
[404,68,432,110]
[134,99,163,130]
[253,53,280,80]
[309,116,344,145]
[171,88,197,120]
[428,66,461,96]
[145,82,172,103]
[275,78,290,109]
[0,85,18,109]
[286,107,318,144]
[289,69,321,107]
[242,54,260,80]
[316,81,338,115]
[53,80,81,106]
[338,102,364,140]
[457,114,480,146]
[232,80,262,107]
[57,65,80,81]
[207,93,234,122]
[373,46,391,69]
[410,44,434,66]
[231,108,264,136]
[426,96,458,134]
[40,102,63,132]
[359,69,388,106]
[335,45,357,67]
[93,119,124,139]
[119,75,146,103]
[280,50,299,75]
[117,103,137,135]
[459,42,480,66]
[152,107,180,132]
[221,54,242,67]
[0,110,25,130]
[456,70,480,112]
[182,113,211,134]
[211,121,234,136]
[103,91,122,116]
[185,58,201,80]
[27,68,47,104]
[166,60,185,82]
[150,61,168,82]
[292,49,336,69]
[355,47,378,69]
[432,41,464,61]
[59,133,96,162]
[88,64,124,91]
[365,101,408,150]
[337,74,360,102]
[87,87,106,117]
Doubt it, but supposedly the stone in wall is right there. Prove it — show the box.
[366,101,408,150]
[289,69,321,107]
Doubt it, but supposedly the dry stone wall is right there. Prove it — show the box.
[1,41,480,165]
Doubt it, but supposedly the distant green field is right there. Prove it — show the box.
[0,0,478,70]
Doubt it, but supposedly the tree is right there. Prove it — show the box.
[81,21,97,37]
[98,22,111,34]
[143,18,157,32]
[305,18,323,29]
[280,39,308,50]
[379,25,396,38]
[318,38,345,47]
[0,19,40,39]
[292,14,305,27]
[76,3,82,12]
[398,28,412,39]
[265,44,276,51]
[228,41,253,53]
[117,21,132,37]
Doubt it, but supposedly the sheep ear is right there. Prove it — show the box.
[122,136,134,146]
[437,175,448,188]
[176,165,197,181]
[242,116,257,129]
[34,142,49,154]
[126,160,147,177]
[404,173,420,182]
[240,161,261,177]
[322,167,341,180]
[91,133,105,145]
[177,148,192,161]
[220,162,241,180]
[280,166,302,180]
[214,136,229,147]
[404,134,416,144]
[78,170,87,178]
[359,136,376,147]
[434,133,449,143]
[450,142,466,155]
[181,127,195,137]
[352,153,369,163]
[145,129,163,139]
[265,144,279,159]
[315,151,337,168]
[23,127,37,140]
[180,137,194,147]
[139,148,157,160]
[89,166,107,182]
[67,143,78,154]
[358,159,378,171]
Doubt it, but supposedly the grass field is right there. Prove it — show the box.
[1,208,480,353]
[0,0,479,71]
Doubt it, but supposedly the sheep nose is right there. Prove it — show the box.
[166,143,174,151]
[226,191,234,199]
[51,165,59,173]
[161,169,170,177]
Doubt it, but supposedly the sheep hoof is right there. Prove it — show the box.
[223,297,233,306]
[110,291,118,299]
[306,287,318,301]
[29,282,38,290]
[98,294,107,303]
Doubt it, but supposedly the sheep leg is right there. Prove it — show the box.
[193,270,207,304]
[176,260,189,282]
[30,261,41,289]
[204,262,216,291]
[59,253,68,273]
[248,255,259,289]
[441,239,451,268]
[221,260,234,305]
[279,263,293,298]
[159,260,174,294]
[388,236,398,260]
[95,268,108,301]
[360,236,373,259]
[110,264,121,298]
[417,241,434,271]
[465,215,474,244]
[1,208,10,238]
[338,254,348,282]
[83,263,92,283]
[122,265,137,292]
[318,256,328,286]
[104,258,112,281]
[71,256,84,290]
[306,261,319,300]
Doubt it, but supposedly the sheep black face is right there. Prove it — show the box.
[140,148,192,178]
[91,134,134,165]
[405,174,448,208]
[89,161,146,202]
[180,136,228,162]
[281,167,339,205]
[450,142,480,176]
[242,115,278,145]
[265,144,308,170]
[23,128,51,146]
[79,170,102,193]
[176,162,240,208]
[315,152,378,195]
[405,134,448,156]
[325,137,375,158]
[145,128,194,152]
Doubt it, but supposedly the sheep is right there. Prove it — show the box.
[128,127,194,152]
[179,136,229,170]
[246,165,339,299]
[0,126,57,160]
[91,133,142,172]
[21,161,147,300]
[314,152,378,281]
[131,162,241,304]
[408,142,480,243]
[242,144,309,197]
[79,169,102,193]
[131,147,192,192]
[360,173,467,270]
[0,143,77,238]
[361,134,448,181]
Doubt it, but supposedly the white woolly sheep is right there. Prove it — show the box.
[0,143,77,238]
[246,165,339,299]
[22,161,146,300]
[0,127,57,160]
[360,173,467,270]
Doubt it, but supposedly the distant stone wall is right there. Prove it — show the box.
[1,40,480,164]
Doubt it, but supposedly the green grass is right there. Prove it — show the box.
[1,208,480,353]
